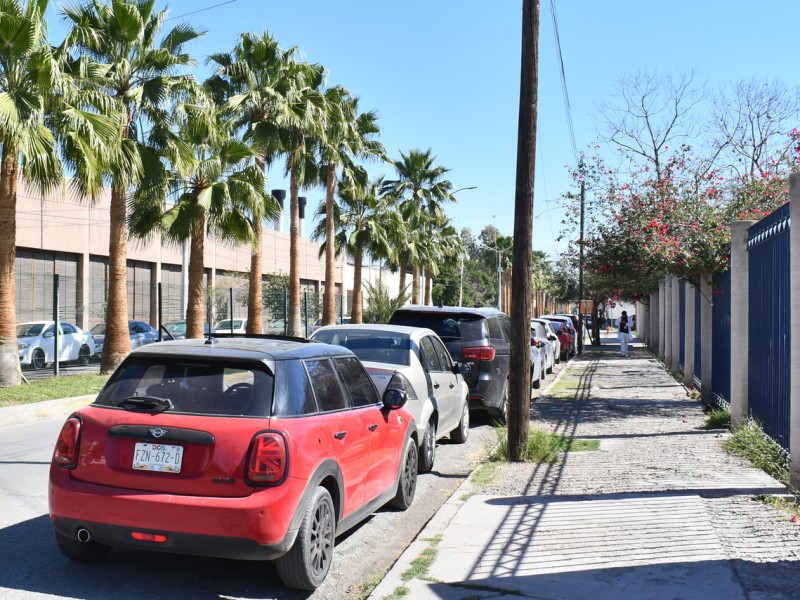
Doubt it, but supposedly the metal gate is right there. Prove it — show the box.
[679,279,686,372]
[747,203,791,450]
[694,284,702,389]
[711,269,731,408]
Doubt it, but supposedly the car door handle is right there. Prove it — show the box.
[368,424,378,431]
[333,431,347,440]
[433,382,440,389]
[449,383,455,389]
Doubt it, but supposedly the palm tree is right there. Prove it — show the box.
[207,31,297,335]
[0,0,114,387]
[311,177,400,323]
[421,215,461,305]
[318,87,387,325]
[61,0,202,372]
[130,92,270,338]
[268,60,326,336]
[381,149,454,303]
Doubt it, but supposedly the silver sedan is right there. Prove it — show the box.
[312,323,470,474]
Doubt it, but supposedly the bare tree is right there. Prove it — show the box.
[596,70,705,179]
[708,78,800,178]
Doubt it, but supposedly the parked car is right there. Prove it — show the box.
[530,320,555,375]
[91,320,159,356]
[266,319,313,337]
[312,323,470,473]
[541,315,577,352]
[547,319,574,360]
[17,321,95,369]
[312,317,346,333]
[388,305,519,423]
[48,337,418,591]
[213,318,248,334]
[164,321,214,340]
[532,318,561,365]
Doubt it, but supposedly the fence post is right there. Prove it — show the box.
[658,279,666,358]
[671,276,681,374]
[53,273,60,377]
[649,290,658,352]
[730,220,755,426]
[700,273,714,404]
[684,282,696,390]
[664,278,673,366]
[789,175,800,487]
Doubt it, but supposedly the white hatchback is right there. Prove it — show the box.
[312,323,470,473]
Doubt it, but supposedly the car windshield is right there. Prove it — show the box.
[549,321,563,333]
[91,323,106,335]
[313,330,411,366]
[167,323,187,333]
[94,357,274,417]
[16,323,44,337]
[389,312,483,341]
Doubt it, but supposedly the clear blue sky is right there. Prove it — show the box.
[45,0,800,258]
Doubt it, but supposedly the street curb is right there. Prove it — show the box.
[1,394,96,428]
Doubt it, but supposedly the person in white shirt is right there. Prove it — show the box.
[615,310,632,357]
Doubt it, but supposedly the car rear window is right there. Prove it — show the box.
[389,312,484,341]
[313,330,411,366]
[549,321,564,333]
[94,358,273,417]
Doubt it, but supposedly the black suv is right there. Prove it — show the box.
[388,306,512,421]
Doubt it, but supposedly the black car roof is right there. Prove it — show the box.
[392,305,507,318]
[129,336,353,362]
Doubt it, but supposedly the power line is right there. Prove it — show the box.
[549,0,578,163]
[164,0,240,21]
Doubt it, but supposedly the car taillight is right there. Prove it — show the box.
[387,372,418,400]
[462,346,496,361]
[53,416,82,469]
[246,432,288,485]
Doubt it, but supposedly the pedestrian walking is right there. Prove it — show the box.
[616,310,632,357]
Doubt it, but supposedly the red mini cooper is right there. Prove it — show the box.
[49,337,418,590]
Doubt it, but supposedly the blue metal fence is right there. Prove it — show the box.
[679,279,686,371]
[711,269,731,408]
[694,284,702,389]
[747,203,791,450]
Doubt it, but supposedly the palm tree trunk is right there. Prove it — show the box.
[186,218,206,339]
[425,269,433,305]
[101,183,132,373]
[247,156,266,334]
[288,161,302,336]
[323,163,337,325]
[411,265,420,304]
[399,264,407,292]
[0,142,22,387]
[352,247,363,323]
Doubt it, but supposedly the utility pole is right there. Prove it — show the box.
[508,0,539,461]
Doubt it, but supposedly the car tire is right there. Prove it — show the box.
[532,367,541,390]
[555,352,560,364]
[276,486,336,591]
[79,345,91,365]
[54,530,111,562]
[389,439,418,510]
[546,356,553,374]
[418,420,436,474]
[450,402,469,444]
[32,348,46,369]
[498,381,509,425]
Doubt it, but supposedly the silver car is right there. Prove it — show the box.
[312,323,470,473]
[532,318,561,365]
[530,320,556,376]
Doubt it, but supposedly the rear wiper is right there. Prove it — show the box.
[118,395,174,413]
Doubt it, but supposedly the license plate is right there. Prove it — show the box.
[133,442,183,473]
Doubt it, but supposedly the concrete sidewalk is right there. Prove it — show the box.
[370,335,800,599]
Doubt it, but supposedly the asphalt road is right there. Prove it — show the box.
[0,358,568,600]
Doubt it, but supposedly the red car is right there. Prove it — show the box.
[49,337,418,591]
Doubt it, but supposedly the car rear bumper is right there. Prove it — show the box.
[49,467,301,560]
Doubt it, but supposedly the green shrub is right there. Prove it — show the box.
[491,425,598,463]
[705,409,730,430]
[724,418,789,485]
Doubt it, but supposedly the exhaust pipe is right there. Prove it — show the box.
[76,528,92,543]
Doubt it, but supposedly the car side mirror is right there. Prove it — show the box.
[548,335,557,341]
[382,388,408,410]
[454,362,471,375]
